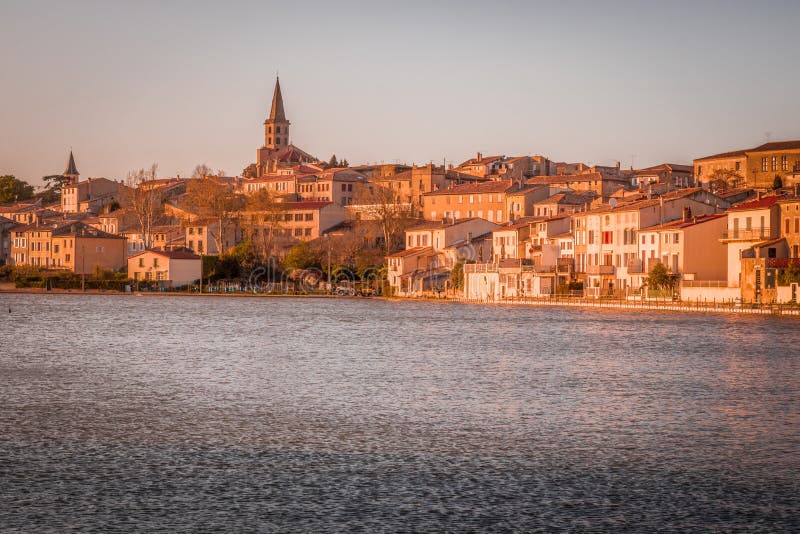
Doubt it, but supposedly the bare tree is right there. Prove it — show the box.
[243,188,287,262]
[124,163,163,249]
[707,168,744,188]
[185,178,244,254]
[191,163,213,179]
[353,183,419,257]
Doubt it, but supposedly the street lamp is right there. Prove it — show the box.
[324,233,331,294]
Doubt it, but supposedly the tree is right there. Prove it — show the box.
[243,189,286,262]
[0,175,35,204]
[707,168,744,188]
[773,175,783,190]
[185,178,244,254]
[284,241,322,270]
[451,260,465,290]
[353,183,419,257]
[38,174,72,202]
[778,262,800,286]
[341,159,349,168]
[124,164,164,249]
[192,163,213,178]
[644,262,679,293]
[328,154,339,168]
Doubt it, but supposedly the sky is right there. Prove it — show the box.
[1,0,799,187]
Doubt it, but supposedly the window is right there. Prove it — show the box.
[782,155,788,171]
[762,157,768,172]
[294,228,302,236]
[341,184,347,192]
[66,254,70,262]
[198,241,204,253]
[153,257,159,267]
[139,258,144,267]
[304,228,312,236]
[198,228,203,235]
[674,233,679,244]
[735,162,741,171]
[771,156,778,171]
[189,240,194,250]
[276,126,281,134]
[304,213,313,221]
[96,246,104,253]
[189,227,194,235]
[54,244,59,253]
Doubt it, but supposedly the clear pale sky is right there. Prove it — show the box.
[2,0,799,187]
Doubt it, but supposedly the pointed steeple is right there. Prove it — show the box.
[63,151,79,181]
[268,76,286,122]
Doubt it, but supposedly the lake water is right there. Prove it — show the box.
[1,294,799,531]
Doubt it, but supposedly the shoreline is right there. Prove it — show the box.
[2,287,799,318]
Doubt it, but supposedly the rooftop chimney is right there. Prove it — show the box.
[682,206,691,222]
[477,152,482,162]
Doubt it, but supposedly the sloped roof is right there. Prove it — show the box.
[129,249,201,260]
[728,195,784,211]
[64,151,79,176]
[268,77,286,122]
[424,180,514,196]
[749,140,800,152]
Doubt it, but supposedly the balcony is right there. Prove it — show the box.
[586,264,614,275]
[721,227,772,241]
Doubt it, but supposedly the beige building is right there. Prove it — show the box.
[128,249,201,287]
[720,195,783,287]
[423,180,549,224]
[185,219,241,255]
[778,197,800,258]
[694,140,800,189]
[241,200,346,246]
[10,221,126,273]
[637,213,728,283]
[388,218,498,295]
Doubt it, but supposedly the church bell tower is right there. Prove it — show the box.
[264,76,290,151]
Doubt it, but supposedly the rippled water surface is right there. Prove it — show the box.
[1,294,799,531]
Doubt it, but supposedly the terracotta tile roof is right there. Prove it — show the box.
[749,140,800,152]
[388,246,435,258]
[459,155,504,167]
[641,213,727,231]
[694,149,748,162]
[129,249,201,260]
[635,163,693,174]
[424,180,514,196]
[525,172,606,186]
[728,195,784,211]
[408,217,486,230]
[282,201,334,210]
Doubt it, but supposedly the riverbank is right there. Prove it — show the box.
[3,286,800,317]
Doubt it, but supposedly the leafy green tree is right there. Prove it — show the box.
[328,154,339,167]
[451,260,465,290]
[778,263,800,286]
[284,241,322,270]
[0,175,35,204]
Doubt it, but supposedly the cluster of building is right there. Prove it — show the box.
[2,77,800,301]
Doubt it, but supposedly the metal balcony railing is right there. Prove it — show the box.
[721,227,772,240]
[586,264,614,275]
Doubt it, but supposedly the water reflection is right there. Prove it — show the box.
[1,294,798,530]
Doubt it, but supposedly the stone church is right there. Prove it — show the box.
[245,77,318,178]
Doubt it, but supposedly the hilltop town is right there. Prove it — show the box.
[2,78,800,305]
